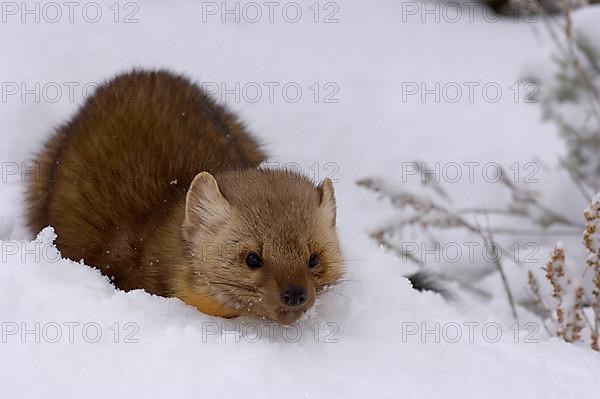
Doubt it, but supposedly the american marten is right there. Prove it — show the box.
[26,70,343,325]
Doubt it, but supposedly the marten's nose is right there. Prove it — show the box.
[281,285,306,307]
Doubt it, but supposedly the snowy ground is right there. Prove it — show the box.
[1,1,599,398]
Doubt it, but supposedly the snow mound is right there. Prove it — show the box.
[1,228,599,398]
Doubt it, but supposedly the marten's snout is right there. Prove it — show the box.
[281,285,306,307]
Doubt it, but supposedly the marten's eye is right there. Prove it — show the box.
[245,253,263,269]
[308,254,320,268]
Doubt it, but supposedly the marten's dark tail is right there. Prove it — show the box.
[406,271,447,296]
[25,127,68,237]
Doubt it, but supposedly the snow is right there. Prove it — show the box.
[1,1,599,398]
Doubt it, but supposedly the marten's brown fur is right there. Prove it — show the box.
[26,70,343,324]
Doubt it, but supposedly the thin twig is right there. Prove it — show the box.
[485,231,518,321]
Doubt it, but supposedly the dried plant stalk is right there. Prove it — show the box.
[543,245,586,342]
[584,194,600,348]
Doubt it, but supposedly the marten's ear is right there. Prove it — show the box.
[184,172,231,234]
[319,178,337,227]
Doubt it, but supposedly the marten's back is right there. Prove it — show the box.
[26,70,265,267]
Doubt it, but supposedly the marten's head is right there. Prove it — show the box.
[181,169,343,324]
